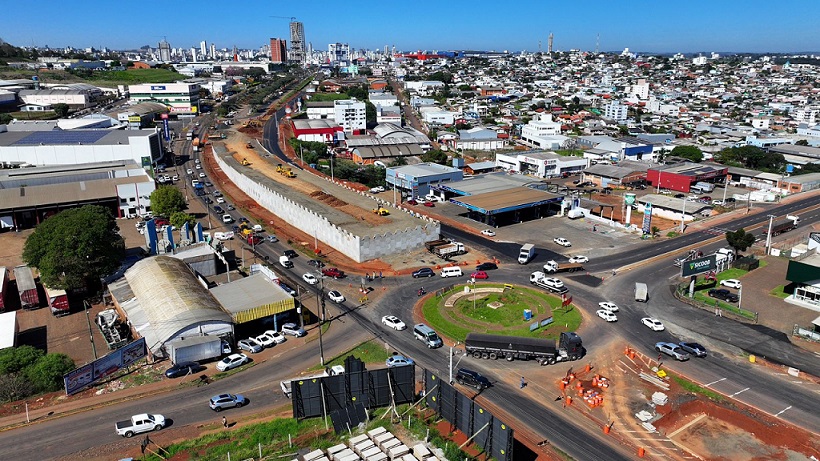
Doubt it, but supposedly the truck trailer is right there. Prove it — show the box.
[424,239,450,251]
[464,332,584,365]
[543,260,583,273]
[529,271,569,294]
[768,219,797,237]
[45,286,69,316]
[166,336,224,365]
[13,265,39,309]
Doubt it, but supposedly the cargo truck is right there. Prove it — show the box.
[424,239,450,252]
[433,242,466,258]
[13,265,39,309]
[543,260,583,273]
[0,267,8,312]
[166,336,224,365]
[635,282,648,302]
[280,365,345,398]
[767,219,797,237]
[464,332,584,365]
[46,286,69,316]
[518,244,535,264]
[529,271,569,294]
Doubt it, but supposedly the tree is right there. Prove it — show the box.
[795,139,809,146]
[725,228,756,254]
[170,212,196,230]
[421,149,448,165]
[22,205,125,290]
[0,345,43,375]
[25,353,74,393]
[52,103,70,117]
[670,145,703,162]
[149,186,187,217]
[0,373,33,403]
[393,156,408,166]
[365,101,377,125]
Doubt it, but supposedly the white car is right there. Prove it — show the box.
[172,175,179,181]
[543,277,564,289]
[480,229,496,237]
[302,273,318,285]
[596,310,618,322]
[386,355,415,368]
[720,279,742,289]
[196,164,202,170]
[187,168,193,175]
[712,199,724,205]
[327,290,345,303]
[569,255,589,263]
[369,186,385,193]
[255,333,278,347]
[199,172,206,178]
[262,330,287,344]
[598,302,619,312]
[216,353,249,372]
[553,237,571,247]
[216,197,225,204]
[641,317,665,331]
[381,315,407,330]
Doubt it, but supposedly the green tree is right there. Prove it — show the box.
[670,145,703,162]
[421,149,448,165]
[795,139,809,146]
[365,101,377,125]
[52,103,70,117]
[22,206,125,290]
[0,345,43,375]
[393,156,408,166]
[25,353,74,393]
[149,186,187,217]
[725,228,756,254]
[170,212,196,230]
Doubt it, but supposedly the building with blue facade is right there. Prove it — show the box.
[385,163,463,198]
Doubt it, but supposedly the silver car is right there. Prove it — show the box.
[655,342,690,361]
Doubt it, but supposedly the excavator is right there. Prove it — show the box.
[241,158,251,166]
[372,207,390,216]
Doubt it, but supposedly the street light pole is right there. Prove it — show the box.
[84,300,98,360]
[765,215,775,255]
[317,271,326,366]
[679,197,687,234]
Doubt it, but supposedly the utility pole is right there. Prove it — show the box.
[316,272,326,366]
[765,215,775,255]
[84,300,98,360]
[679,197,687,234]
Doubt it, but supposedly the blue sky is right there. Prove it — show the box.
[3,1,819,54]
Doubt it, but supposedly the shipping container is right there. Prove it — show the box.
[13,265,39,309]
[0,267,8,311]
[166,336,224,364]
[46,286,70,316]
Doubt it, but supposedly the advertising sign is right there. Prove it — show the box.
[162,118,170,141]
[681,255,717,277]
[63,338,147,395]
[127,116,142,123]
[624,193,636,205]
[150,85,166,90]
[642,203,653,234]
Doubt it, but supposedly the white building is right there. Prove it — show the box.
[128,82,200,114]
[421,109,456,125]
[495,151,588,178]
[629,79,649,100]
[368,93,398,110]
[377,106,402,124]
[521,113,562,148]
[604,102,628,122]
[793,107,818,125]
[18,87,100,109]
[333,99,366,133]
[451,128,505,151]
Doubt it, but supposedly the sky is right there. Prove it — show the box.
[3,0,819,54]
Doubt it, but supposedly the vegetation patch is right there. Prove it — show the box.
[670,375,725,402]
[769,285,789,299]
[310,340,393,371]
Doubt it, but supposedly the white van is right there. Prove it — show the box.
[441,267,463,278]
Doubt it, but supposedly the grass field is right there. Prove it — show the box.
[310,340,392,370]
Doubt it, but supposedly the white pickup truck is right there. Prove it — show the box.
[280,365,345,398]
[115,413,166,437]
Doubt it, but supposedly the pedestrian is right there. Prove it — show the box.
[222,416,228,428]
[593,225,597,232]
[520,376,526,389]
[715,307,719,316]
[718,309,722,317]
[657,353,662,363]
[379,271,383,279]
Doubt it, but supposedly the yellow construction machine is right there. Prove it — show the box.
[372,207,390,216]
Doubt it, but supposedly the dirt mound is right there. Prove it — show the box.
[309,191,350,208]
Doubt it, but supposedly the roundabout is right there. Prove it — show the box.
[421,283,583,343]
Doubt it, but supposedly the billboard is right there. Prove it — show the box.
[642,203,653,234]
[63,338,147,395]
[681,254,717,277]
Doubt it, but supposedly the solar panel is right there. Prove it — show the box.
[13,130,109,146]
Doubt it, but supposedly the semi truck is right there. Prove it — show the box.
[279,365,345,398]
[0,267,8,312]
[543,260,583,273]
[166,336,225,365]
[529,271,569,294]
[768,219,797,237]
[424,239,450,251]
[433,242,466,258]
[13,265,39,309]
[45,286,69,316]
[518,244,535,264]
[635,282,648,302]
[464,332,584,365]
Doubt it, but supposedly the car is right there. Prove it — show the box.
[641,317,665,331]
[307,259,325,268]
[712,199,724,206]
[204,197,213,204]
[412,267,435,278]
[598,302,619,312]
[455,368,491,391]
[213,205,224,214]
[195,189,206,196]
[209,393,247,412]
[385,355,415,368]
[381,315,407,330]
[154,218,170,226]
[262,330,287,344]
[281,323,306,337]
[655,342,690,361]
[475,262,498,271]
[195,159,201,164]
[199,172,206,178]
[284,249,298,258]
[328,290,345,303]
[279,282,297,296]
[322,267,345,279]
[674,193,686,199]
[700,196,712,202]
[222,214,234,223]
[196,164,202,170]
[406,199,418,205]
[227,204,235,210]
[267,235,278,242]
[171,175,179,181]
[553,237,571,247]
[543,277,564,288]
[480,229,496,237]
[568,255,589,264]
[423,201,435,207]
[205,181,214,187]
[720,279,742,289]
[238,338,263,353]
[369,186,385,193]
[255,333,278,347]
[470,271,489,280]
[708,288,739,303]
[678,342,707,357]
[216,197,225,204]
[596,310,618,322]
[213,191,222,197]
[302,273,318,285]
[572,179,581,185]
[725,197,736,203]
[216,353,249,372]
[164,361,205,378]
[187,168,193,175]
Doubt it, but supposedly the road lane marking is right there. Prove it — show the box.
[774,406,792,417]
[730,387,750,397]
[704,377,726,387]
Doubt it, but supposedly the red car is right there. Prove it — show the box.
[322,267,345,279]
[470,271,489,280]
[423,201,435,207]
[406,199,418,205]
[154,218,170,226]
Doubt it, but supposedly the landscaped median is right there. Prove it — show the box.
[421,283,582,343]
[678,266,762,321]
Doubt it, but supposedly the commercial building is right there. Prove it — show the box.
[778,172,820,194]
[784,255,820,312]
[604,102,628,122]
[448,128,506,151]
[306,101,335,119]
[581,160,653,187]
[128,82,200,114]
[18,84,102,110]
[385,163,463,197]
[329,43,350,65]
[291,119,344,143]
[647,162,728,193]
[333,99,366,133]
[270,38,288,64]
[520,113,562,147]
[495,151,588,178]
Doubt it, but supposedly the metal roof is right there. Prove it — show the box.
[450,187,562,215]
[210,273,295,324]
[0,176,137,210]
[439,172,540,196]
[638,194,711,212]
[354,144,423,159]
[0,312,16,349]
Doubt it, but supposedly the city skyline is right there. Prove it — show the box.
[2,0,820,54]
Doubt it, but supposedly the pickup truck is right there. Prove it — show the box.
[280,365,345,398]
[115,413,166,437]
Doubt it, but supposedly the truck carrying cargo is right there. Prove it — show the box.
[464,332,584,365]
[433,242,466,258]
[0,267,8,312]
[518,244,535,264]
[424,239,450,251]
[543,260,583,273]
[46,286,69,316]
[635,282,648,302]
[166,336,224,365]
[13,265,39,309]
[279,365,345,398]
[768,219,797,237]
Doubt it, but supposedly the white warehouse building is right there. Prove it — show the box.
[496,151,589,178]
[128,82,200,114]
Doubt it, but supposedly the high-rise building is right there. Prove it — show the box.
[270,38,287,63]
[328,43,350,65]
[200,40,207,57]
[210,43,216,59]
[158,40,171,62]
[289,21,305,62]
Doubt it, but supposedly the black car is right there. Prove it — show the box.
[708,288,739,303]
[455,368,491,391]
[213,206,224,214]
[195,190,206,196]
[674,193,686,199]
[204,197,213,204]
[284,249,298,258]
[165,361,205,379]
[678,342,708,357]
[476,262,498,271]
[412,267,435,278]
[725,197,736,203]
[307,259,325,268]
